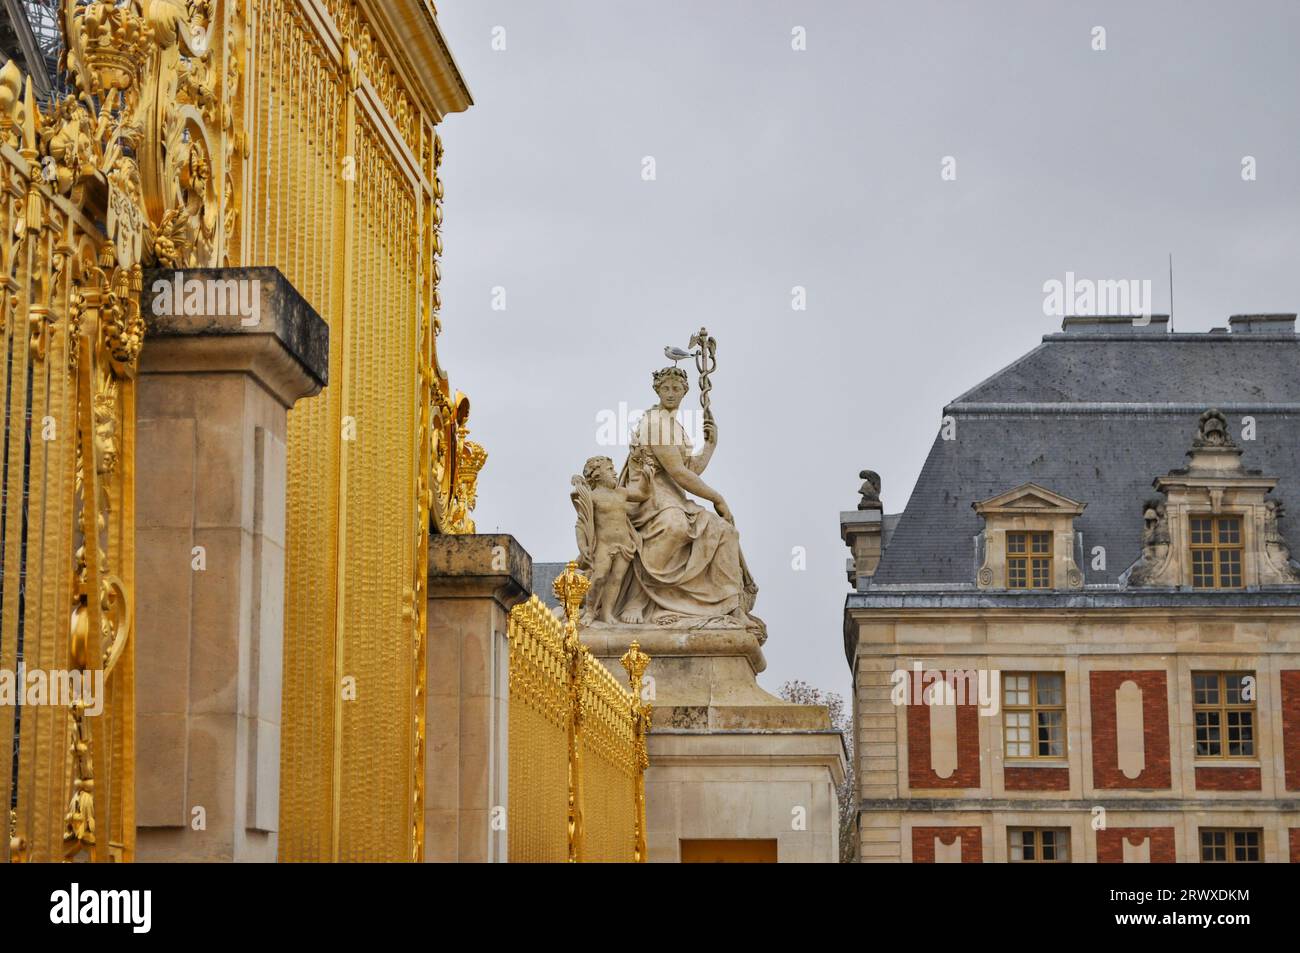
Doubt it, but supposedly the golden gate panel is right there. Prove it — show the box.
[237,0,473,862]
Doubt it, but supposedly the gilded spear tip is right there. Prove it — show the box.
[21,76,34,153]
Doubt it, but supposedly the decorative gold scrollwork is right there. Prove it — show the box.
[70,574,132,678]
[7,0,238,863]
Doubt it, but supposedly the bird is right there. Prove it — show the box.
[664,346,694,366]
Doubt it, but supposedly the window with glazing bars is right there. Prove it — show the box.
[1189,516,1242,588]
[1003,672,1066,759]
[1009,828,1070,863]
[1193,672,1255,758]
[1199,828,1260,863]
[1007,532,1052,589]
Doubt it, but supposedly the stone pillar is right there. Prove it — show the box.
[134,268,327,862]
[581,626,847,863]
[425,534,532,862]
[841,507,883,586]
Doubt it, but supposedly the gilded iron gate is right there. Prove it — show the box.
[0,0,237,861]
[237,0,479,862]
[0,0,478,864]
[0,97,129,862]
[507,565,650,863]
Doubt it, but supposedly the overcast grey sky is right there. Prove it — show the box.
[434,0,1300,702]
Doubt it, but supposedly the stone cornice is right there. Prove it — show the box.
[859,797,1300,812]
[844,590,1300,663]
[847,589,1300,611]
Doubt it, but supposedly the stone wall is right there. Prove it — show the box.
[849,608,1300,861]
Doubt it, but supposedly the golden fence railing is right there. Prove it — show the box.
[507,565,650,863]
[505,597,569,862]
[577,650,643,863]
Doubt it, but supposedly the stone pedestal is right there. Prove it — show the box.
[134,268,327,862]
[841,505,884,586]
[425,534,532,862]
[584,625,846,863]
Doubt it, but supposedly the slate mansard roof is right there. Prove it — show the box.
[532,561,565,610]
[868,315,1300,591]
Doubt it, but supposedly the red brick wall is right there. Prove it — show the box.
[906,697,981,788]
[1097,828,1177,863]
[912,826,982,863]
[1194,766,1261,791]
[1289,829,1300,863]
[1004,767,1069,791]
[1090,671,1171,789]
[1282,671,1300,791]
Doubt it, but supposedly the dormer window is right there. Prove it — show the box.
[1125,410,1300,589]
[1189,516,1243,589]
[973,484,1086,591]
[1007,532,1052,589]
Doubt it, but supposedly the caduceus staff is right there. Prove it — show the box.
[690,327,716,423]
[665,326,717,436]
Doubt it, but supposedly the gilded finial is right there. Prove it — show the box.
[552,561,590,626]
[620,640,650,695]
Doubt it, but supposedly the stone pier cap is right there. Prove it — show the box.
[141,267,329,404]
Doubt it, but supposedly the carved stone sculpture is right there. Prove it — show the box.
[1265,498,1284,542]
[1262,498,1300,580]
[571,455,651,624]
[1192,408,1235,449]
[1143,498,1170,546]
[1126,497,1172,586]
[1124,410,1300,587]
[570,344,766,641]
[857,470,882,509]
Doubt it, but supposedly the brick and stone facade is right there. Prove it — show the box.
[843,315,1300,862]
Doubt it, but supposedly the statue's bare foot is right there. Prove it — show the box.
[620,608,644,625]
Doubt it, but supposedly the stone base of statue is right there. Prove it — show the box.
[554,338,844,861]
[581,620,846,863]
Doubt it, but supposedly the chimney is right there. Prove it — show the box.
[1061,315,1169,334]
[1228,314,1296,334]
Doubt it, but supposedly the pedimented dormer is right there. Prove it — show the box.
[1125,409,1300,589]
[973,484,1086,590]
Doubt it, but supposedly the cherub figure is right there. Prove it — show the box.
[571,455,652,624]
